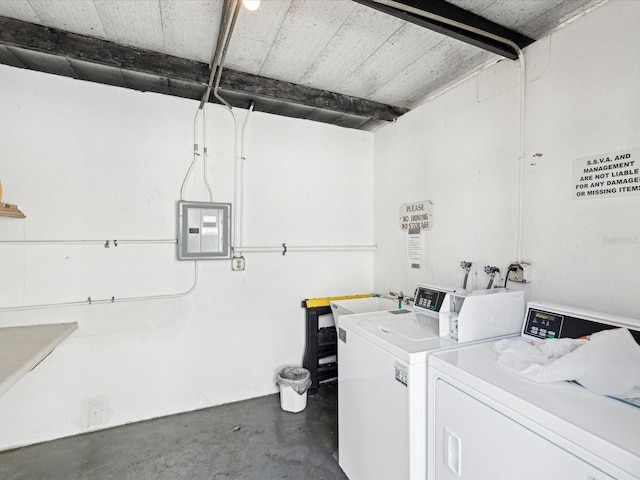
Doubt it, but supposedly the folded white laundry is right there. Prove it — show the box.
[493,328,640,398]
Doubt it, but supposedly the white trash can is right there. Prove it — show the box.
[277,367,311,413]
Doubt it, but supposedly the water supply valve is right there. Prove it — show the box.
[484,266,500,289]
[484,265,499,275]
[460,261,473,290]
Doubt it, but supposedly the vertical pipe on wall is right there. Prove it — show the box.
[202,105,215,202]
[238,102,255,250]
[515,52,526,263]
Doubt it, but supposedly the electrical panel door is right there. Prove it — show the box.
[177,201,231,260]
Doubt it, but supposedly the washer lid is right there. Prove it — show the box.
[375,312,439,341]
[340,310,454,363]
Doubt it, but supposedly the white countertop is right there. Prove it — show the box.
[0,322,78,398]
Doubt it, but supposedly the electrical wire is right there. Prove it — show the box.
[180,108,203,201]
[503,265,518,288]
[181,89,218,203]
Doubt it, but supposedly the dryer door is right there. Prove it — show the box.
[432,379,617,480]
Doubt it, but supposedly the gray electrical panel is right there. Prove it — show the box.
[177,201,231,260]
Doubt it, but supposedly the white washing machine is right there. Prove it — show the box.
[427,301,640,480]
[338,286,524,480]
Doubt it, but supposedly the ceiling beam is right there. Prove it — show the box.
[0,15,209,83]
[353,0,535,60]
[0,15,407,123]
[219,69,406,122]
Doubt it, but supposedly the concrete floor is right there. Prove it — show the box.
[0,382,347,480]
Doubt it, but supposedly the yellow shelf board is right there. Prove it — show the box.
[304,294,372,309]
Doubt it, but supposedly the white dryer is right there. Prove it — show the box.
[338,286,524,480]
[428,301,640,480]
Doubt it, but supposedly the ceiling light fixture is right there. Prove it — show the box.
[242,0,260,11]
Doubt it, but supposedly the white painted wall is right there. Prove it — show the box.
[373,0,640,319]
[521,0,640,317]
[2,0,639,453]
[373,55,520,295]
[0,65,373,450]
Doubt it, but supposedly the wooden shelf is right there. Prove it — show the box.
[0,203,25,218]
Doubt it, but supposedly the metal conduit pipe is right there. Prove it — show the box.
[199,0,237,110]
[212,0,242,110]
[0,238,189,313]
[238,245,377,253]
[230,112,240,250]
[0,239,177,246]
[0,261,199,313]
[236,101,255,252]
[202,105,214,201]
[375,0,527,262]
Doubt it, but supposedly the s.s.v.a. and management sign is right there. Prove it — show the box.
[573,148,640,200]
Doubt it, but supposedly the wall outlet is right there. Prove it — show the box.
[507,262,532,283]
[232,256,245,271]
[83,395,111,428]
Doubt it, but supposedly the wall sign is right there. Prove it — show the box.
[406,230,422,269]
[400,201,432,269]
[400,200,433,231]
[572,147,640,200]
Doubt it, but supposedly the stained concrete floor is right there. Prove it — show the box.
[0,382,347,480]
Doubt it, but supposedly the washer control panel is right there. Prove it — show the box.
[524,309,563,339]
[414,286,448,313]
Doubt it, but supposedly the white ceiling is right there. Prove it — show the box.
[0,0,605,129]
